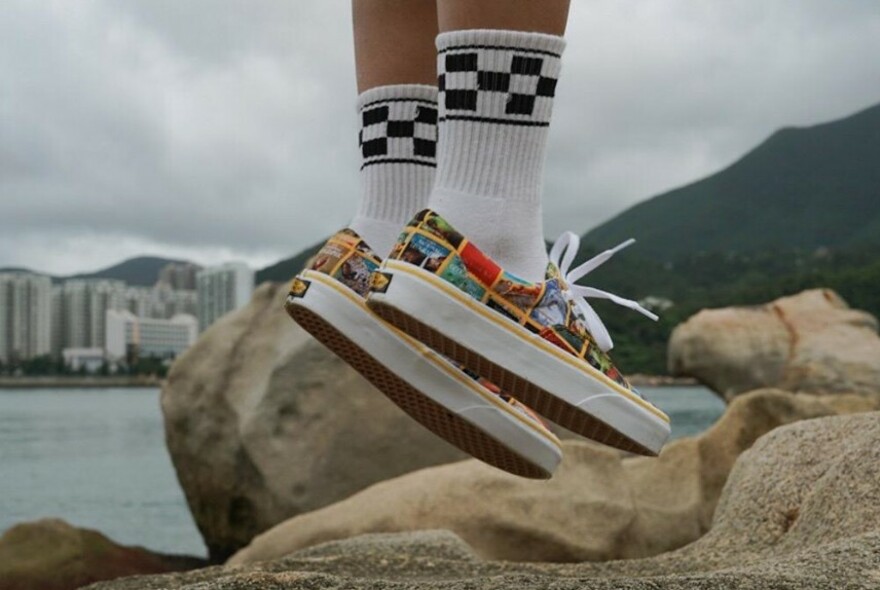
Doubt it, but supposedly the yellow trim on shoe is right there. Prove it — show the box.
[381,260,670,423]
[300,270,563,446]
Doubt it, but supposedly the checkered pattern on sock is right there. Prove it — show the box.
[351,85,438,256]
[428,31,566,281]
[436,30,564,126]
[359,92,438,168]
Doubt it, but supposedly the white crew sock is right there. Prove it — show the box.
[349,84,439,256]
[428,29,566,282]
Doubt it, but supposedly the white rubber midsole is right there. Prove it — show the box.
[370,260,671,454]
[289,270,562,474]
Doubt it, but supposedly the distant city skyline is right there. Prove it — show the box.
[0,251,267,281]
[0,255,252,286]
[0,260,254,366]
[3,1,880,276]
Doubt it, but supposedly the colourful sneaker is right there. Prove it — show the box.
[284,228,562,478]
[365,210,671,456]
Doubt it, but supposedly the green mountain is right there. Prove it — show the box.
[583,102,880,262]
[575,101,880,374]
[255,240,323,286]
[0,256,191,287]
[66,256,194,286]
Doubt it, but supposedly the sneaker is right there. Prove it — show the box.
[365,210,671,456]
[284,227,562,478]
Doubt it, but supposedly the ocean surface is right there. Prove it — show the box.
[0,385,725,557]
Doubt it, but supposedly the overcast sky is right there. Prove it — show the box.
[3,1,880,276]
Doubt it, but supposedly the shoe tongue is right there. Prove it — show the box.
[545,260,562,282]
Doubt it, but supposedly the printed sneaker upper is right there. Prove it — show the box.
[287,226,557,435]
[382,209,642,394]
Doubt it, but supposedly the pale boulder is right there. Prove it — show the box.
[0,519,201,590]
[161,281,466,561]
[229,388,878,565]
[669,289,880,399]
[87,411,880,590]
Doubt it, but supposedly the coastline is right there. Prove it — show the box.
[0,374,696,389]
[0,376,165,389]
[628,374,697,387]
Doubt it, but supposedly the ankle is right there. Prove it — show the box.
[430,190,548,282]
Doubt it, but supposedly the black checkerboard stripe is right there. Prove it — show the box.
[438,45,560,126]
[359,99,438,168]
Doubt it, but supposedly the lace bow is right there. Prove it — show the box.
[548,232,658,352]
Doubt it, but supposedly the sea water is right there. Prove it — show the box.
[0,385,725,557]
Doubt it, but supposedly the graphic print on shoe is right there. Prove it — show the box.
[378,210,654,397]
[359,99,438,168]
[291,229,382,298]
[286,228,556,440]
[438,41,560,125]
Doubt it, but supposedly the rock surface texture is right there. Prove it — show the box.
[668,289,880,400]
[161,281,466,561]
[85,412,880,589]
[0,519,202,590]
[227,389,877,565]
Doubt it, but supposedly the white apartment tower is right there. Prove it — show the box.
[123,284,198,321]
[196,262,254,332]
[50,284,64,358]
[125,285,159,319]
[0,272,52,363]
[53,279,127,351]
[158,262,201,291]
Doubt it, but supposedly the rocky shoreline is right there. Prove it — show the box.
[627,374,697,387]
[2,286,878,590]
[85,411,880,589]
[0,374,696,390]
[0,519,206,590]
[0,375,164,389]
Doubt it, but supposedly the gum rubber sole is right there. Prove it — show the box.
[286,302,554,479]
[368,299,657,457]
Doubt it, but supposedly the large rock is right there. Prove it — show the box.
[227,388,878,565]
[85,412,880,589]
[0,518,202,590]
[161,281,466,561]
[668,289,880,400]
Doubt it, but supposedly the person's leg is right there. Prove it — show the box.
[428,0,571,282]
[353,0,438,91]
[349,0,440,255]
[437,0,569,35]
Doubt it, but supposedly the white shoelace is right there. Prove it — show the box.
[548,231,658,352]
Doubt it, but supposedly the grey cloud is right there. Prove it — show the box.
[2,0,880,275]
[544,0,880,230]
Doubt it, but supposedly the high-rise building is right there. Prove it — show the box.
[122,284,198,321]
[50,284,64,358]
[158,262,201,291]
[125,285,159,319]
[0,272,52,363]
[48,276,202,361]
[105,309,198,362]
[196,262,254,332]
[54,279,127,351]
[167,288,198,318]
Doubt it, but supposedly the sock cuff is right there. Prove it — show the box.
[436,29,564,128]
[436,29,566,56]
[356,85,439,171]
[353,85,438,252]
[355,84,438,113]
